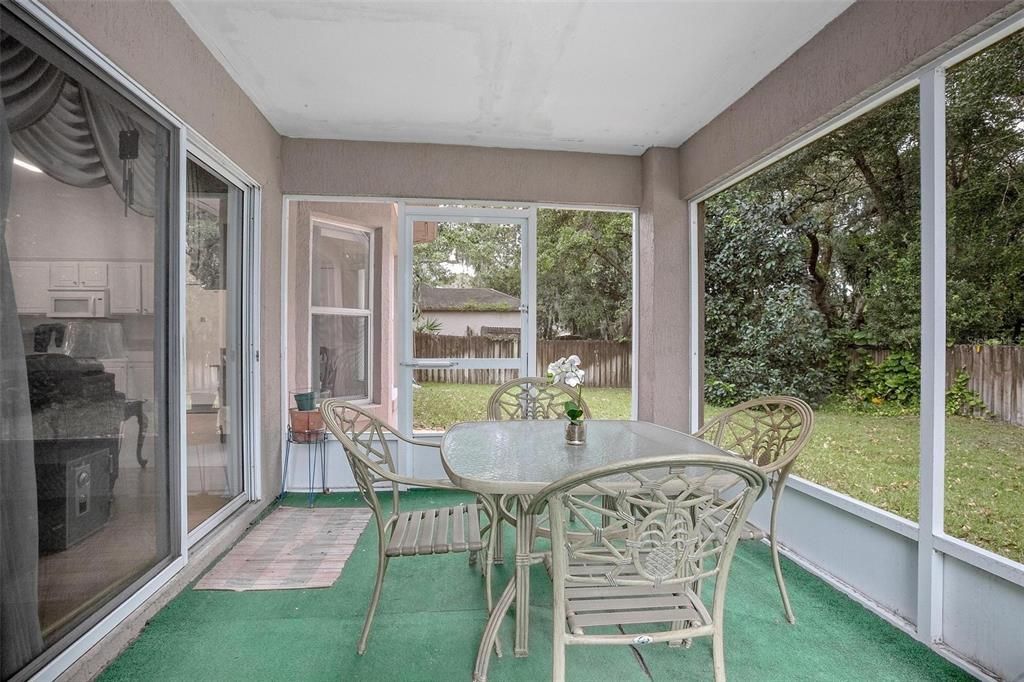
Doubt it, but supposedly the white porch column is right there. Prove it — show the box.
[637,147,691,430]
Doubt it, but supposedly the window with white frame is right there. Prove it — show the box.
[311,220,373,401]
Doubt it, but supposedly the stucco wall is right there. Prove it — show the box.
[637,148,690,430]
[426,311,521,336]
[41,0,285,501]
[679,0,1018,200]
[288,200,397,424]
[282,138,642,207]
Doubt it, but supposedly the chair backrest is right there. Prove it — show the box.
[320,399,401,521]
[527,455,766,621]
[486,377,592,421]
[694,396,814,478]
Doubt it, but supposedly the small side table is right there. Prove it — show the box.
[280,426,329,507]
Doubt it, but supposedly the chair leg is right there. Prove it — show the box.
[769,494,795,624]
[712,627,726,682]
[358,547,390,654]
[493,514,504,565]
[474,575,516,682]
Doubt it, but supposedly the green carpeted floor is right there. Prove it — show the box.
[100,490,972,681]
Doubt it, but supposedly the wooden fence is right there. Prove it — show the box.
[864,345,1024,426]
[412,333,631,387]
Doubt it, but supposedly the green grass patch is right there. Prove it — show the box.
[413,382,1024,564]
[412,382,631,430]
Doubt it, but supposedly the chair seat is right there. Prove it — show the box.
[560,558,710,634]
[385,504,483,557]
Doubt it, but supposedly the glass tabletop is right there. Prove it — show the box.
[440,419,730,495]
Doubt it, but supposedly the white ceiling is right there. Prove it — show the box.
[172,1,853,155]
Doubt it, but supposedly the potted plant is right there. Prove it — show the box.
[548,355,587,445]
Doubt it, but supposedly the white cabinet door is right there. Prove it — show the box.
[108,263,142,314]
[10,262,50,313]
[79,262,108,288]
[49,262,79,288]
[141,263,154,315]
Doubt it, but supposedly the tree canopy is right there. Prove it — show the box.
[412,209,633,341]
[704,30,1024,405]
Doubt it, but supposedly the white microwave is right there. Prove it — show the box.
[47,289,109,318]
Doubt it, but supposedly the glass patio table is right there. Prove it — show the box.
[440,419,731,681]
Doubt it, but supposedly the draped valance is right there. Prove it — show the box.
[0,33,156,217]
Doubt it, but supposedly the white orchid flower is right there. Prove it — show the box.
[548,356,585,389]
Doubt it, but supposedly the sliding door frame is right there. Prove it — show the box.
[183,139,263,546]
[9,1,262,679]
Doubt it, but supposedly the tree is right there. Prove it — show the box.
[536,209,632,341]
[703,29,1024,407]
[412,210,634,341]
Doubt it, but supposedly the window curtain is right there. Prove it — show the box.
[0,32,157,216]
[0,69,44,680]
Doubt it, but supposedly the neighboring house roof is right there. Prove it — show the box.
[419,286,520,312]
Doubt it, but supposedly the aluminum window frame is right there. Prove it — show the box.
[308,217,376,404]
[685,8,1024,667]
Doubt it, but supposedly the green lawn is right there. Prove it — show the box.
[414,382,1024,564]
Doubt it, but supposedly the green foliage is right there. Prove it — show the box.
[852,352,921,410]
[536,209,633,341]
[704,378,740,407]
[946,369,986,417]
[414,316,442,335]
[563,400,585,424]
[704,31,1024,409]
[411,210,633,341]
[703,192,833,406]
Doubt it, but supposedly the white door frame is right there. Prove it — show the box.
[397,204,534,436]
[183,135,263,545]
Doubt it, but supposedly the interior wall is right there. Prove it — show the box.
[7,170,153,260]
[41,0,285,502]
[678,0,1019,200]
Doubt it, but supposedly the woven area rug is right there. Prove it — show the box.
[195,507,372,591]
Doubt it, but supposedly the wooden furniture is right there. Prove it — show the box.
[694,396,814,624]
[530,454,766,681]
[320,400,494,655]
[440,419,735,681]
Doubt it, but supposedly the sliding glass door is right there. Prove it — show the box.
[1,6,176,678]
[184,155,246,538]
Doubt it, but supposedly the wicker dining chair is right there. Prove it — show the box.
[693,396,814,624]
[528,454,767,682]
[485,377,593,560]
[487,376,592,422]
[320,399,496,654]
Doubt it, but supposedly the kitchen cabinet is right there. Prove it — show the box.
[48,262,108,289]
[79,263,108,288]
[14,260,153,316]
[11,262,50,313]
[141,263,154,315]
[49,262,79,289]
[108,263,142,314]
